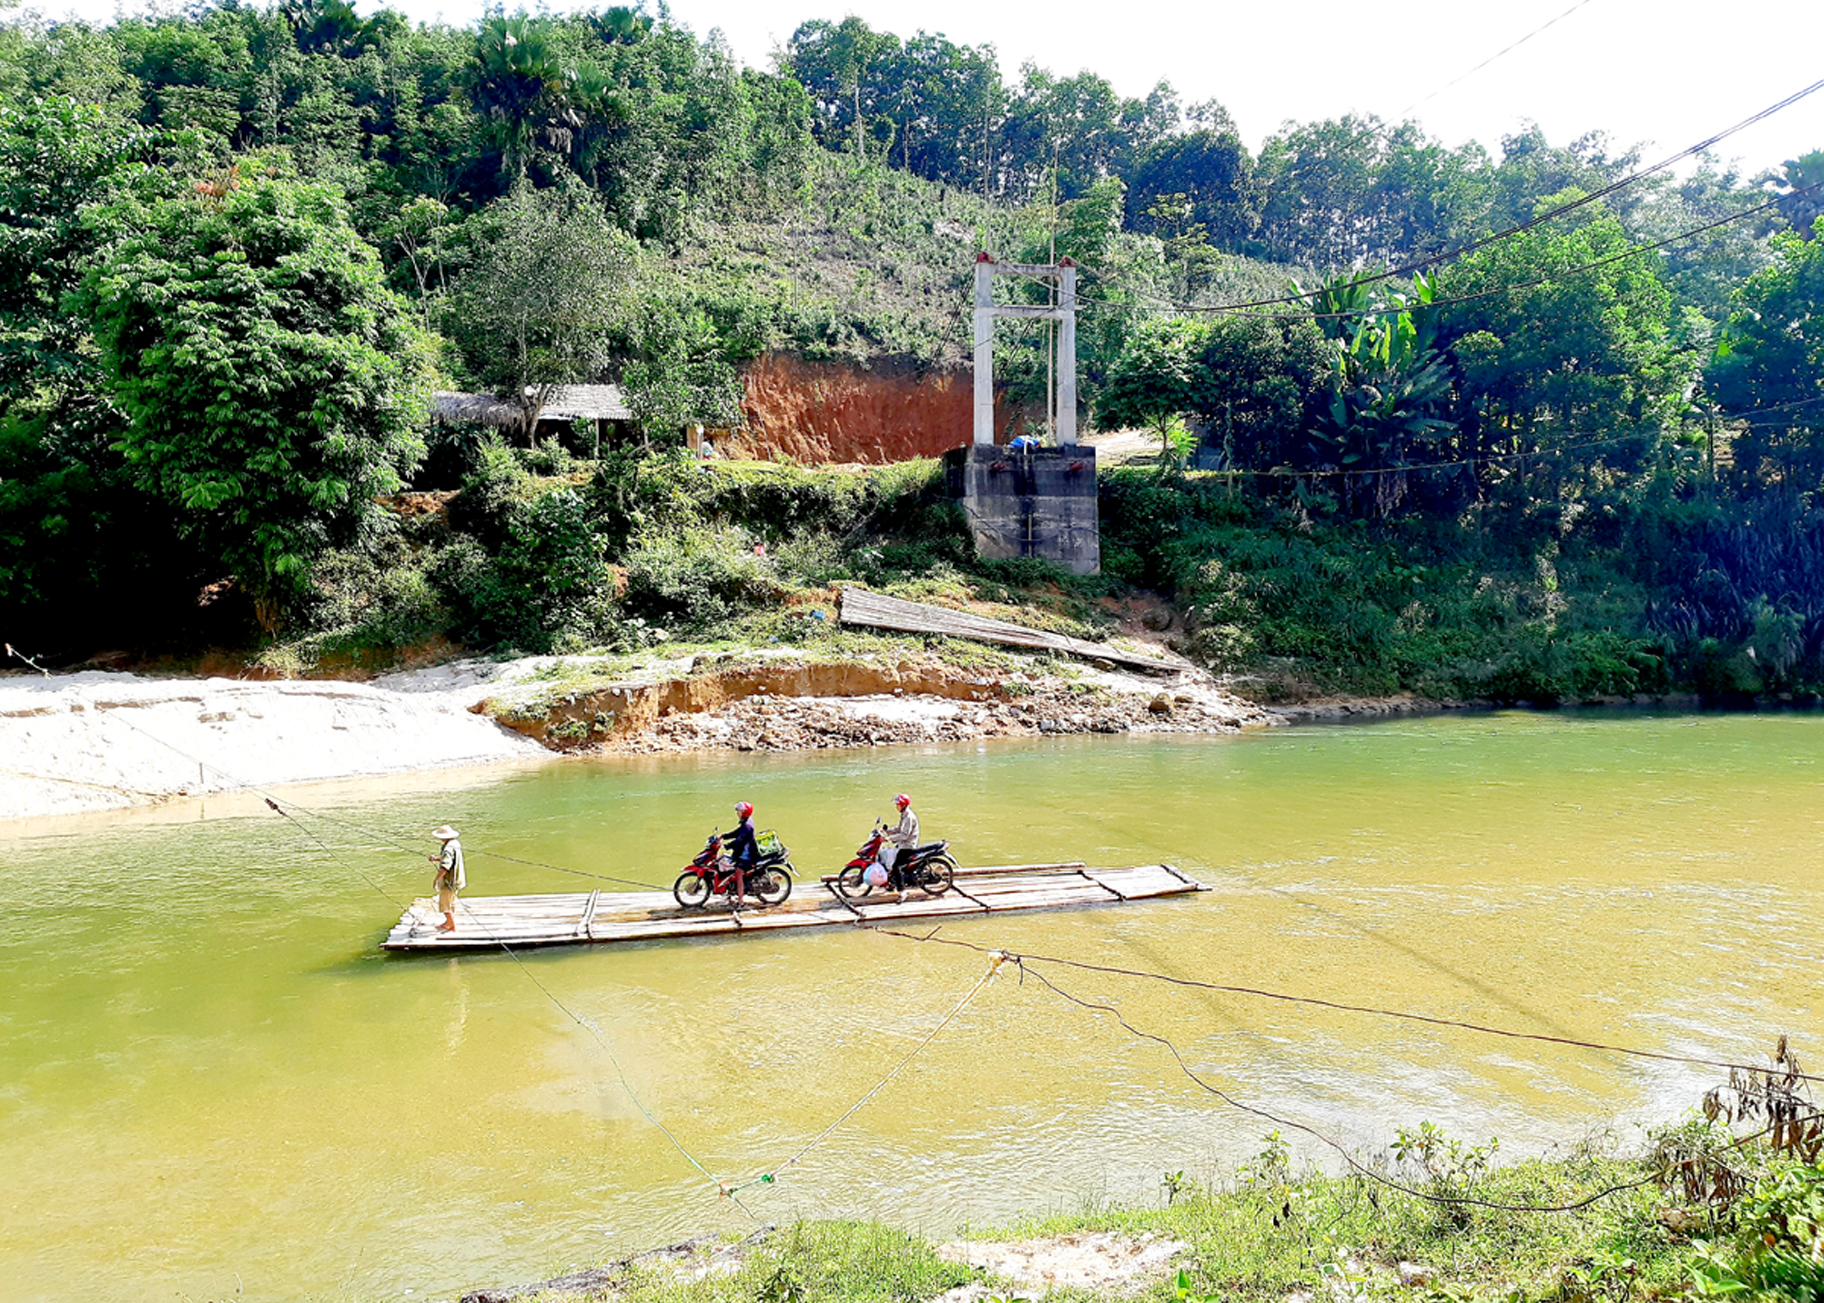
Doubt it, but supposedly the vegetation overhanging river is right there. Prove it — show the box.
[4,710,1821,1303]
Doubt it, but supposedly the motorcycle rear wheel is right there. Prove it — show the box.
[673,871,712,909]
[919,854,956,895]
[754,864,793,905]
[835,864,871,899]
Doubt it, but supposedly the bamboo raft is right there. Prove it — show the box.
[381,861,1203,952]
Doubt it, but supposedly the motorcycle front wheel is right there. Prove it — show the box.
[673,871,712,909]
[919,854,956,895]
[835,864,872,899]
[754,864,793,905]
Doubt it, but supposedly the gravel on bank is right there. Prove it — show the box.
[0,649,1275,824]
[614,659,1269,754]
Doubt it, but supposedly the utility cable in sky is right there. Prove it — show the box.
[1391,0,1600,123]
[1173,74,1824,315]
[1062,178,1821,320]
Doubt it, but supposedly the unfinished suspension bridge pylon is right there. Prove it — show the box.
[944,254,1100,576]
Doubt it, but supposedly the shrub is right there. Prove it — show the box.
[621,526,783,633]
[436,489,616,652]
[447,436,538,549]
[771,532,856,587]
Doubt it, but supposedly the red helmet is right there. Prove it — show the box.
[894,793,911,809]
[734,801,753,819]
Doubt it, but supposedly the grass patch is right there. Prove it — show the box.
[583,1126,1824,1303]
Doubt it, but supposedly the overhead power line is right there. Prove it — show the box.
[1174,75,1824,315]
[1392,0,1600,123]
[1070,178,1821,322]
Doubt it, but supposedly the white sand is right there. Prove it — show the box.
[0,663,546,824]
[0,649,1270,824]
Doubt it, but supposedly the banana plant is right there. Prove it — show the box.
[1292,272,1457,510]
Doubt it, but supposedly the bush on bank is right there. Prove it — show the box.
[1099,467,1824,703]
[211,442,1824,702]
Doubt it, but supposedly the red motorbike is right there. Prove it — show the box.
[673,829,794,909]
[834,823,956,899]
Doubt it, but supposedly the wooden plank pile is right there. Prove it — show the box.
[381,861,1202,952]
[837,587,1178,674]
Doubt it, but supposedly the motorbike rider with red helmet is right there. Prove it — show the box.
[727,801,759,871]
[880,793,919,891]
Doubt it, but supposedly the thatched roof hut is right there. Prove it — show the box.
[431,386,637,455]
[432,384,634,430]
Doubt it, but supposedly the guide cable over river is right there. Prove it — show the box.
[69,703,1824,1225]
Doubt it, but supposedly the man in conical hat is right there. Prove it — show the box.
[428,825,465,934]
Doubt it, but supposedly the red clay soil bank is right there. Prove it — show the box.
[727,353,1038,463]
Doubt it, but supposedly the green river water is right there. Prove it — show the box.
[3,711,1821,1302]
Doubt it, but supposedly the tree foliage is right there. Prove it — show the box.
[0,1,1819,676]
[448,183,637,437]
[1711,222,1824,489]
[1098,316,1206,466]
[85,165,434,628]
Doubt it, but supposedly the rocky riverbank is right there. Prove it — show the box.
[476,644,1271,755]
[0,640,1274,822]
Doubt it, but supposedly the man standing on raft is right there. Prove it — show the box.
[428,825,465,933]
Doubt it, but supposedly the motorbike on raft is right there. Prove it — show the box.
[833,823,957,899]
[673,829,794,908]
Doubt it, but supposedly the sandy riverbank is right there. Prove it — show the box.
[0,662,549,823]
[0,648,1279,823]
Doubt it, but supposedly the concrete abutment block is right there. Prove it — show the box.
[942,445,1100,576]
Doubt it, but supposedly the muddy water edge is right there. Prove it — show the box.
[3,709,1821,1303]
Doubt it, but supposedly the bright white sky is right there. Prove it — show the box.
[37,0,1824,174]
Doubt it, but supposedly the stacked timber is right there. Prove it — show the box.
[382,861,1203,952]
[837,588,1178,674]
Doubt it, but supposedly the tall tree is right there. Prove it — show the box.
[1772,150,1824,238]
[1254,115,1390,269]
[1188,316,1332,472]
[1096,316,1207,469]
[85,164,435,630]
[1710,221,1824,490]
[0,97,203,651]
[449,183,637,439]
[1436,192,1683,495]
[1128,126,1259,250]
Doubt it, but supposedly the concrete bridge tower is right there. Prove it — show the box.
[943,253,1100,575]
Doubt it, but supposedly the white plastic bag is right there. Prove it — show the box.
[864,862,889,887]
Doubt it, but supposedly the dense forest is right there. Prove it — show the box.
[1,3,1822,700]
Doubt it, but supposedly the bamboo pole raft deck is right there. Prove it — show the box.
[382,862,1204,952]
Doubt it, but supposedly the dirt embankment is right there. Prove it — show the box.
[0,647,1269,823]
[480,651,1269,755]
[728,353,1039,462]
